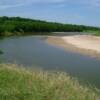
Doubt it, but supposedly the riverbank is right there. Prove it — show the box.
[47,35,100,58]
[0,64,100,100]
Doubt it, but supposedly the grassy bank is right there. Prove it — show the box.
[94,31,100,36]
[84,30,100,36]
[0,64,100,100]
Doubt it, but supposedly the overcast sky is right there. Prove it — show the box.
[0,0,100,26]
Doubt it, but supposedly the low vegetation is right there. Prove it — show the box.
[0,64,100,100]
[0,16,100,36]
[84,30,100,36]
[94,31,100,36]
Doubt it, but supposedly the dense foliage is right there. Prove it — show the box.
[0,16,100,36]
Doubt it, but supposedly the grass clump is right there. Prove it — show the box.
[0,64,99,100]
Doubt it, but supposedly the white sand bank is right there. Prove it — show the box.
[62,35,100,53]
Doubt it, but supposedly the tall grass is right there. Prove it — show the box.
[0,64,100,100]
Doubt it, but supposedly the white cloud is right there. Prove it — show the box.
[0,0,66,9]
[0,0,100,10]
[77,0,100,7]
[0,3,28,9]
[90,0,100,7]
[0,0,66,5]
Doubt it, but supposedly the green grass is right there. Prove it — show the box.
[94,31,100,36]
[84,30,100,36]
[0,64,100,100]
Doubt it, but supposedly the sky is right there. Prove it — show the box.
[0,0,100,27]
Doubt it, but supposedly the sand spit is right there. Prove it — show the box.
[47,35,100,58]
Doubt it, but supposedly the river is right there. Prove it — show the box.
[0,36,100,88]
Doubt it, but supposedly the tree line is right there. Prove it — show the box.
[0,16,100,36]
